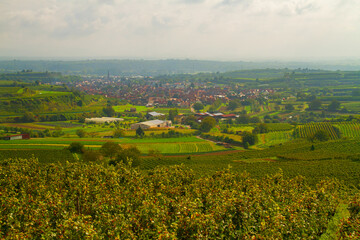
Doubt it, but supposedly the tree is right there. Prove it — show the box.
[83,150,102,162]
[228,100,239,111]
[76,129,86,138]
[327,100,341,112]
[249,117,261,123]
[136,126,145,137]
[113,129,125,138]
[184,115,199,129]
[112,146,142,167]
[168,109,179,122]
[200,116,216,132]
[242,131,258,146]
[100,141,122,159]
[21,112,36,123]
[252,123,268,134]
[236,114,250,124]
[193,102,204,112]
[103,106,115,117]
[313,130,329,142]
[67,142,85,153]
[308,99,322,110]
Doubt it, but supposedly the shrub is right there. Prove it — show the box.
[67,142,85,153]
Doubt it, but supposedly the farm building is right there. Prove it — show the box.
[85,117,124,124]
[130,120,172,130]
[146,111,165,119]
[3,134,30,140]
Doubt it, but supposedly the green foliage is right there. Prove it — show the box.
[0,149,74,163]
[136,126,145,137]
[227,100,240,111]
[113,146,141,167]
[200,116,216,132]
[102,106,115,117]
[0,159,352,239]
[249,116,261,123]
[338,194,360,238]
[168,109,178,122]
[83,149,102,162]
[313,130,330,142]
[193,102,204,112]
[113,128,125,138]
[309,99,322,110]
[327,100,341,112]
[21,112,36,123]
[76,129,86,138]
[67,142,85,154]
[253,123,269,134]
[236,114,250,124]
[184,115,199,129]
[100,141,122,159]
[242,131,258,146]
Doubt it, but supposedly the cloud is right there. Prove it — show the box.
[1,0,360,60]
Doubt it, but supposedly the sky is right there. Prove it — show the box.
[1,0,360,61]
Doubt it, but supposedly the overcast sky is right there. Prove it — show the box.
[1,0,359,61]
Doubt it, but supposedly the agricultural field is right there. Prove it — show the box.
[294,122,341,140]
[143,139,360,187]
[265,123,294,132]
[2,157,359,239]
[335,122,360,138]
[0,149,75,163]
[113,104,150,112]
[342,101,360,112]
[130,142,223,154]
[258,130,293,147]
[0,136,227,154]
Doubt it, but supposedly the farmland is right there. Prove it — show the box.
[294,122,341,140]
[0,68,360,238]
[335,122,360,138]
[0,136,227,154]
[3,157,359,239]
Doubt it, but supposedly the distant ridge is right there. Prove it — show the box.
[0,59,360,76]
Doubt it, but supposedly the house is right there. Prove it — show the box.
[130,120,172,130]
[3,134,30,140]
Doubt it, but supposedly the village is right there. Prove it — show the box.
[75,75,275,108]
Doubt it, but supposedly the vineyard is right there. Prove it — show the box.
[130,142,220,154]
[293,123,341,140]
[258,131,293,147]
[265,123,294,132]
[141,139,360,187]
[1,158,359,239]
[0,149,75,163]
[335,122,360,138]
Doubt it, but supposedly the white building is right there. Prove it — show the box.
[130,120,172,130]
[85,117,124,124]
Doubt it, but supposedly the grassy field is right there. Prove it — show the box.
[0,136,228,154]
[113,104,150,112]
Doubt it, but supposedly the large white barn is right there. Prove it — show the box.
[130,120,172,130]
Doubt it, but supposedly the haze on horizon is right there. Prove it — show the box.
[1,0,359,61]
